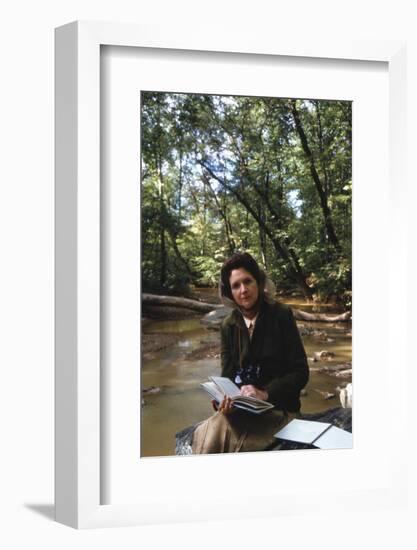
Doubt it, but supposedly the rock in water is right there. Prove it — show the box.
[142,386,161,395]
[313,350,336,361]
[339,383,352,408]
[314,389,336,400]
[200,307,232,329]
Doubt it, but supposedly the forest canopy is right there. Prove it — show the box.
[141,92,352,305]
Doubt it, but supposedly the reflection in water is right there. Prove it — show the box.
[141,311,352,458]
[144,318,203,334]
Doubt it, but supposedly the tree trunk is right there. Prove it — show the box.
[202,174,236,253]
[313,100,331,195]
[159,227,167,287]
[290,100,341,252]
[258,203,268,270]
[155,97,167,287]
[168,233,196,279]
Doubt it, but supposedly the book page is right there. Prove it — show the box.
[200,381,224,403]
[233,403,271,414]
[274,419,332,445]
[233,396,273,410]
[210,376,241,398]
[315,425,353,449]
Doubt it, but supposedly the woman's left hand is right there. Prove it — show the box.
[240,385,268,401]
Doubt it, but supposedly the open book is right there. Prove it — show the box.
[274,419,352,449]
[200,376,274,414]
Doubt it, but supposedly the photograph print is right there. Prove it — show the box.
[140,91,352,458]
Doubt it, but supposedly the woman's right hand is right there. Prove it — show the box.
[217,396,234,415]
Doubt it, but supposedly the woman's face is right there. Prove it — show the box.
[229,268,259,313]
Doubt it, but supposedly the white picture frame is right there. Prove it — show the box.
[55,21,407,529]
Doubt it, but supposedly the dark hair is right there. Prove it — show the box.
[220,252,262,301]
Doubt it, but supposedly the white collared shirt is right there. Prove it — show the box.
[242,313,258,339]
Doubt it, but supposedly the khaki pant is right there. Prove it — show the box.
[192,409,299,454]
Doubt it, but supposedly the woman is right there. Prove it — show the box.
[192,252,309,454]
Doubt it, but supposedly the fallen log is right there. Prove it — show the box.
[201,305,351,329]
[142,293,222,313]
[143,294,351,323]
[292,308,351,322]
[142,305,203,320]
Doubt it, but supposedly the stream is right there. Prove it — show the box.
[141,296,352,458]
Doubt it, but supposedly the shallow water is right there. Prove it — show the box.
[141,301,352,458]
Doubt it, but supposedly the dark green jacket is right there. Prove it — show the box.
[220,300,309,412]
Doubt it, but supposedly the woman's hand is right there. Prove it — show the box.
[240,385,269,401]
[216,396,234,415]
[211,399,219,412]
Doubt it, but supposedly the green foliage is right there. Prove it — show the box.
[309,258,352,307]
[192,256,220,287]
[141,92,352,304]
